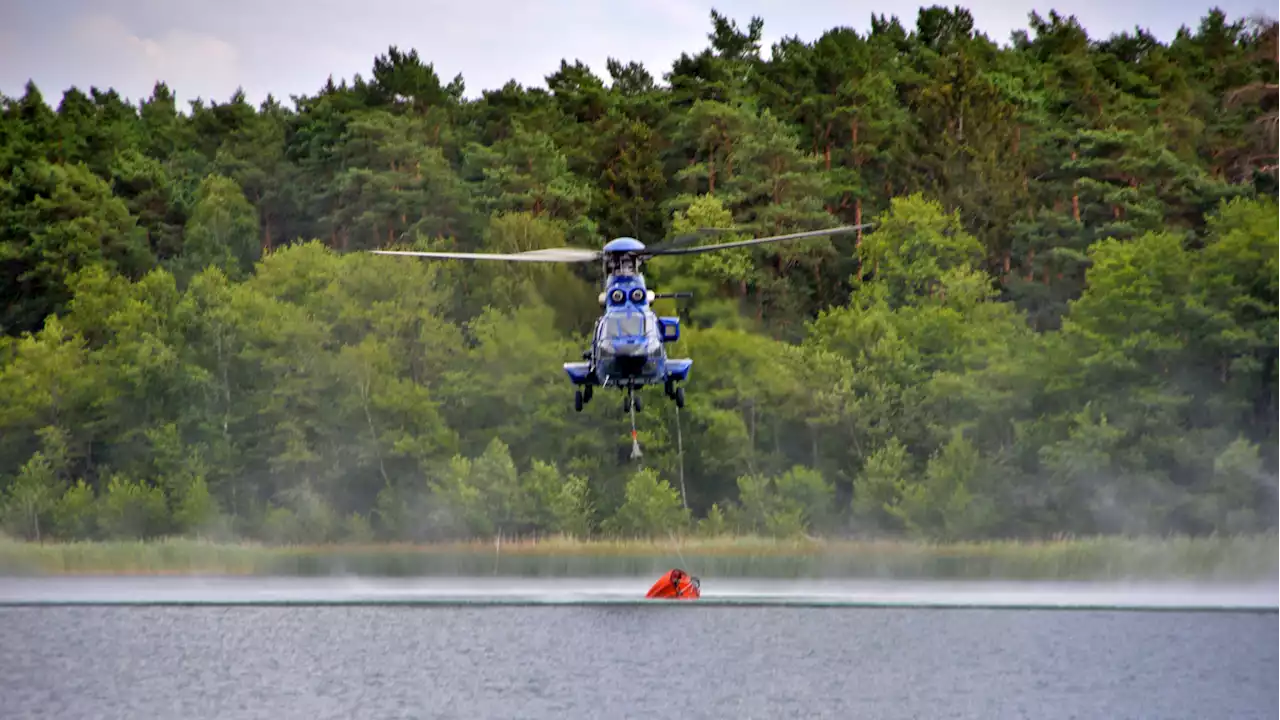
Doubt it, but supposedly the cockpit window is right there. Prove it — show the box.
[607,314,645,338]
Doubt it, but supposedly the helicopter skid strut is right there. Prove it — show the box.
[573,379,685,463]
[574,377,683,413]
[621,385,643,413]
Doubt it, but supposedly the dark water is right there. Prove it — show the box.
[2,602,1276,719]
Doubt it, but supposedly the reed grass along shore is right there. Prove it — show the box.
[2,533,1274,581]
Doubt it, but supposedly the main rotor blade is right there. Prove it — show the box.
[645,224,874,256]
[371,247,601,263]
[644,228,737,254]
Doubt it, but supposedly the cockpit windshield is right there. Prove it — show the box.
[606,314,645,338]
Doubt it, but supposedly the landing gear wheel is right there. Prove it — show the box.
[675,386,685,409]
[622,395,631,413]
[633,394,642,412]
[583,385,593,403]
[574,389,583,412]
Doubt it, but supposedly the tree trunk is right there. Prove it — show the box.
[811,426,819,470]
[855,198,863,247]
[1070,151,1080,222]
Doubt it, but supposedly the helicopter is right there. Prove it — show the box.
[371,224,872,419]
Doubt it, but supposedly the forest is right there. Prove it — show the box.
[0,5,1276,549]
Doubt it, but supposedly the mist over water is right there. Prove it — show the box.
[2,575,1277,610]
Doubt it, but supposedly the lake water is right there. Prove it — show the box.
[1,577,1276,719]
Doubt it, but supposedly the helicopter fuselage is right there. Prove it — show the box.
[587,304,684,387]
[563,256,690,411]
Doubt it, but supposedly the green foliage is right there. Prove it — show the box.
[604,468,692,538]
[52,479,97,539]
[0,7,1276,546]
[858,194,986,306]
[96,474,168,540]
[171,174,260,284]
[724,466,836,537]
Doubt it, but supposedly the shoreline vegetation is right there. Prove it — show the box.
[2,533,1275,581]
[1,9,1277,560]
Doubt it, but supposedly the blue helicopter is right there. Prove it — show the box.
[371,224,871,418]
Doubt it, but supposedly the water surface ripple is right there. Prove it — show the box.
[1,581,1275,720]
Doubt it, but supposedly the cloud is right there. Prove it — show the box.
[64,13,242,105]
[2,0,1273,110]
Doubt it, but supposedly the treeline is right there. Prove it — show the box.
[0,7,1276,545]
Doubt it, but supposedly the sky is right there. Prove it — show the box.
[0,0,1273,110]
